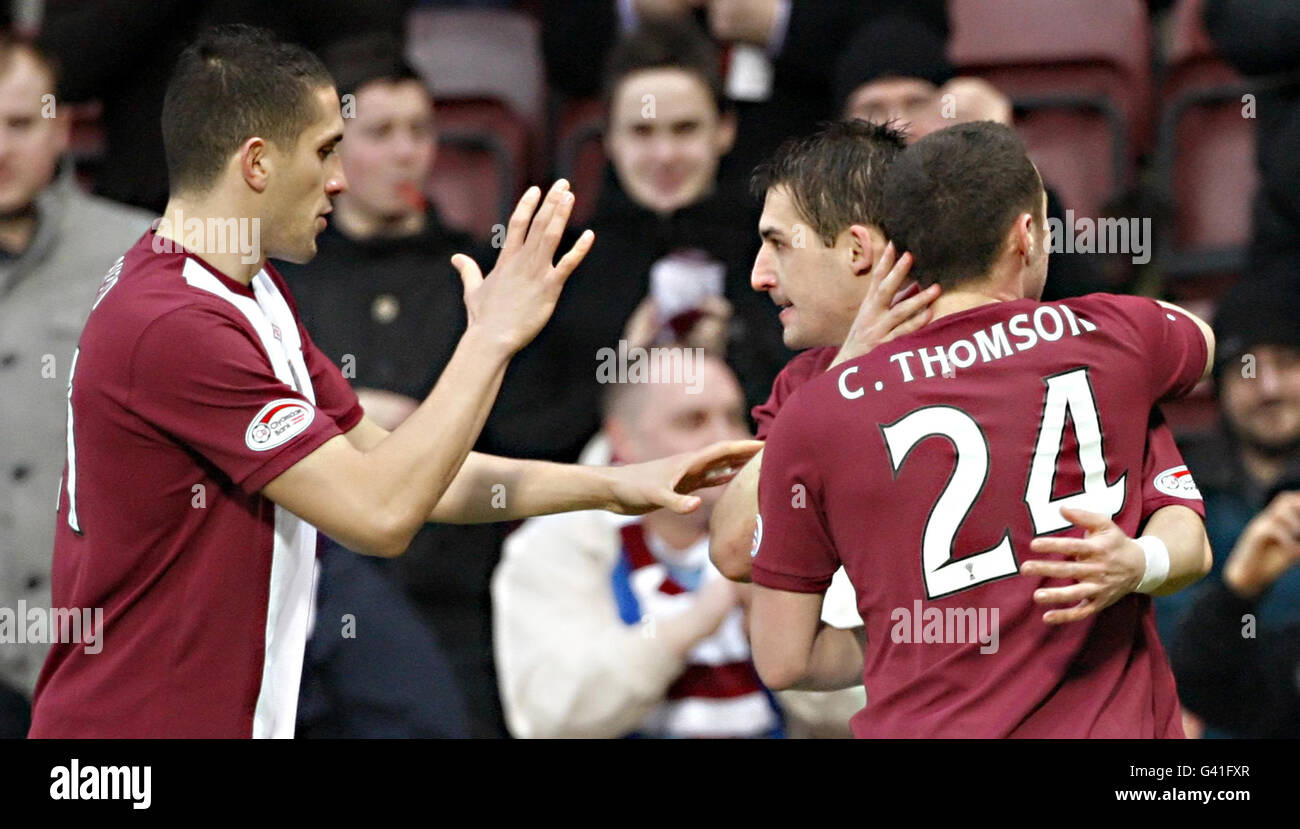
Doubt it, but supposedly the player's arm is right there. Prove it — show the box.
[263,182,590,557]
[1155,300,1216,382]
[345,414,760,525]
[709,447,763,582]
[750,587,865,691]
[1141,504,1214,595]
[1022,504,1212,623]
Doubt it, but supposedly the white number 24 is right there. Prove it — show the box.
[881,368,1126,599]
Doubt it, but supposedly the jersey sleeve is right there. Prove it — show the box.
[1107,294,1209,402]
[752,347,837,440]
[751,389,841,593]
[128,304,351,495]
[1139,411,1206,522]
[300,322,364,432]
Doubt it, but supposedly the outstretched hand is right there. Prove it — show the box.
[606,439,764,515]
[450,179,595,355]
[1019,507,1145,624]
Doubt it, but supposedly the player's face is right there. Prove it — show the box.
[752,186,866,350]
[0,51,68,214]
[262,85,347,264]
[336,79,436,224]
[1221,344,1300,454]
[605,68,735,216]
[613,357,751,509]
[843,77,944,139]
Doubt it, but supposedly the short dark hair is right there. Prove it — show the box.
[161,24,335,196]
[881,121,1042,289]
[750,119,907,246]
[320,32,422,101]
[604,17,727,113]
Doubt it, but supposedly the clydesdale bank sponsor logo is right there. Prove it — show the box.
[245,398,315,451]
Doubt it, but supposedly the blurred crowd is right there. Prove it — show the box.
[1,0,1298,738]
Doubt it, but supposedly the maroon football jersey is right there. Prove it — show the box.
[29,230,363,738]
[753,347,1203,521]
[753,294,1208,737]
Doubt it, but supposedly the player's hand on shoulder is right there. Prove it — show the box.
[831,242,937,368]
[1019,507,1145,624]
[450,179,595,355]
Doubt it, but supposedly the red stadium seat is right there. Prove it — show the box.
[1014,109,1123,221]
[65,100,105,192]
[427,98,531,241]
[948,0,1153,217]
[1154,0,1257,282]
[552,97,607,227]
[406,7,545,143]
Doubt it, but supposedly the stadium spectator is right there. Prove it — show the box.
[494,350,859,737]
[492,18,793,463]
[833,13,1108,300]
[37,0,412,212]
[543,0,948,198]
[1204,0,1300,278]
[0,35,152,737]
[276,32,512,738]
[748,122,1214,737]
[1156,271,1300,735]
[1169,490,1300,738]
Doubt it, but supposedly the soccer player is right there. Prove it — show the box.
[28,25,758,739]
[709,122,1208,631]
[748,121,1214,737]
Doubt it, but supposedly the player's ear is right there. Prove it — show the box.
[847,224,877,276]
[239,136,271,194]
[1012,212,1035,263]
[48,100,72,157]
[604,415,632,462]
[714,109,737,157]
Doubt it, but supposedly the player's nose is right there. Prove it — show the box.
[327,168,348,197]
[1255,358,1285,397]
[649,133,677,164]
[751,248,776,293]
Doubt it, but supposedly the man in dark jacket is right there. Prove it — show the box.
[494,18,794,464]
[1158,271,1300,737]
